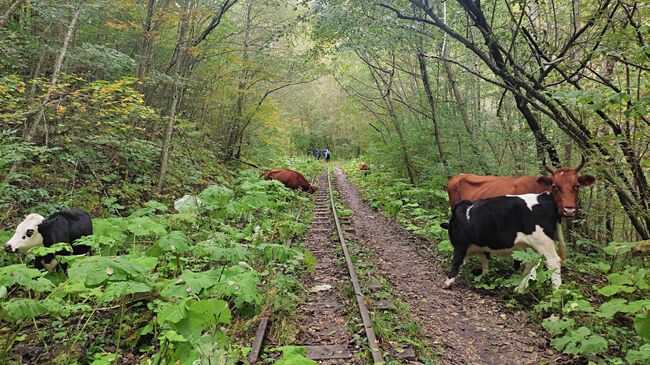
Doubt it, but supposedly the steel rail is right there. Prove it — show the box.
[326,168,385,364]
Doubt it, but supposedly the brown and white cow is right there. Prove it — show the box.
[262,168,318,194]
[446,157,595,264]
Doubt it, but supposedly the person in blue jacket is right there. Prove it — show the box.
[322,148,331,162]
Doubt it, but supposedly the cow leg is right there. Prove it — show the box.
[526,226,562,289]
[522,261,535,275]
[556,221,566,261]
[444,248,467,289]
[479,253,489,275]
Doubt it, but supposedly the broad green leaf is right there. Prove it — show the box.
[100,281,151,303]
[563,300,594,313]
[542,315,575,336]
[156,231,191,254]
[635,313,650,342]
[607,272,635,286]
[626,344,650,364]
[579,334,608,356]
[597,299,628,319]
[597,285,636,297]
[29,242,72,256]
[0,264,55,292]
[273,346,317,365]
[126,216,166,237]
[626,300,650,315]
[162,330,187,343]
[0,299,48,321]
[68,256,155,287]
[160,269,221,299]
[157,301,188,325]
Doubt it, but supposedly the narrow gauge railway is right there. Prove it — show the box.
[249,169,384,364]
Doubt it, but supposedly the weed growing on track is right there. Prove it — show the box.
[0,159,323,364]
[343,160,650,364]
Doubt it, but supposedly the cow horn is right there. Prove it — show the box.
[542,157,554,174]
[575,155,586,172]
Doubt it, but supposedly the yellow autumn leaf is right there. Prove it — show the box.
[57,106,66,114]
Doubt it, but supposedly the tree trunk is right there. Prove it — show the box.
[0,0,22,28]
[136,0,156,81]
[416,49,448,171]
[23,4,81,142]
[156,0,191,193]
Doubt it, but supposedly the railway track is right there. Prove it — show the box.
[249,168,385,364]
[297,168,384,363]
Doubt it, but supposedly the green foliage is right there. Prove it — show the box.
[550,327,608,356]
[272,346,317,365]
[0,164,317,362]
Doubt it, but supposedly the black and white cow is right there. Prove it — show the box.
[5,208,93,271]
[440,192,562,289]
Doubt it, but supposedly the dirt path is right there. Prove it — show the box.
[332,166,561,365]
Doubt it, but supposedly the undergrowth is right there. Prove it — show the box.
[0,158,322,364]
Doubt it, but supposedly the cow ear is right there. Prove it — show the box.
[578,174,596,187]
[537,176,553,186]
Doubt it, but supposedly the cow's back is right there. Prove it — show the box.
[447,174,548,206]
[57,208,93,238]
[456,194,558,249]
[266,168,308,190]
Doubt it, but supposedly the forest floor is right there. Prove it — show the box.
[332,166,563,365]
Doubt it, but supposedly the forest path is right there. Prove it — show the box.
[332,166,561,365]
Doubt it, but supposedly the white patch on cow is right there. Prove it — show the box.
[515,225,562,288]
[443,276,456,289]
[465,205,473,221]
[43,258,58,273]
[506,192,543,211]
[5,214,45,253]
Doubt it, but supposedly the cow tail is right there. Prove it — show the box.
[556,222,566,261]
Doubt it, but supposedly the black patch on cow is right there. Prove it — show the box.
[34,208,93,270]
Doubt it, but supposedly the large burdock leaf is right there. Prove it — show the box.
[156,231,192,254]
[68,256,157,287]
[100,281,151,303]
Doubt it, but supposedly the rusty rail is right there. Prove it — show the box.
[327,168,385,364]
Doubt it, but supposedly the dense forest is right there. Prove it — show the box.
[0,0,648,364]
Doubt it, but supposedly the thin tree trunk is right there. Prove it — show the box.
[5,5,81,184]
[24,4,81,142]
[156,0,191,193]
[416,49,448,171]
[137,0,156,81]
[0,0,22,28]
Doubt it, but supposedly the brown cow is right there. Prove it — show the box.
[262,168,318,194]
[359,162,370,171]
[447,157,596,263]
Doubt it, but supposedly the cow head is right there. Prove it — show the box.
[5,214,45,253]
[308,185,318,194]
[537,156,596,217]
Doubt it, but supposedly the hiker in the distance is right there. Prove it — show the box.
[313,147,321,160]
[322,148,331,163]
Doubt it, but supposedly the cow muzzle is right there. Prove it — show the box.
[4,244,15,253]
[561,207,577,217]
